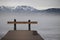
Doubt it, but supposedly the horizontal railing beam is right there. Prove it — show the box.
[7,21,37,24]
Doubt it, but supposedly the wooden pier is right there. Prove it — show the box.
[1,19,44,40]
[1,30,44,40]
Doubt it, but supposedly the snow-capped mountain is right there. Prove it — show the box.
[0,6,14,13]
[0,6,40,13]
[0,6,60,14]
[15,6,37,11]
[14,6,40,13]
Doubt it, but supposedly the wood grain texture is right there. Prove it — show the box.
[1,30,44,40]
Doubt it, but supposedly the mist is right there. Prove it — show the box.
[0,12,60,40]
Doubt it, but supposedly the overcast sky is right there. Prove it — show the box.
[0,0,60,10]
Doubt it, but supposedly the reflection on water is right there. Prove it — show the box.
[0,13,60,40]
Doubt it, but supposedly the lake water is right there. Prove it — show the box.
[0,13,60,40]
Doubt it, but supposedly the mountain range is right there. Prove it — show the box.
[0,6,60,14]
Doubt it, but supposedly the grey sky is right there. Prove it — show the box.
[0,0,60,10]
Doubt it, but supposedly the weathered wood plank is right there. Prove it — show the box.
[8,21,37,24]
[1,30,44,40]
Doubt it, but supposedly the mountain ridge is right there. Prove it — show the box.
[0,6,60,13]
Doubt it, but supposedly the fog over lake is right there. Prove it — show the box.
[0,13,60,40]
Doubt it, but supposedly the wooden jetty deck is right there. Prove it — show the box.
[1,19,44,40]
[1,30,44,40]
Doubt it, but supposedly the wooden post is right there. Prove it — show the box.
[14,19,16,30]
[28,20,31,31]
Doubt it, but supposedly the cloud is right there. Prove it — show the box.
[0,0,60,10]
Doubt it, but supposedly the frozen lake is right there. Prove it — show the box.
[0,13,60,40]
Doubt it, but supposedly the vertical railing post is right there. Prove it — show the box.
[14,19,16,30]
[28,20,31,31]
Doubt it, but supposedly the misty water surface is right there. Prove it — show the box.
[0,13,60,40]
